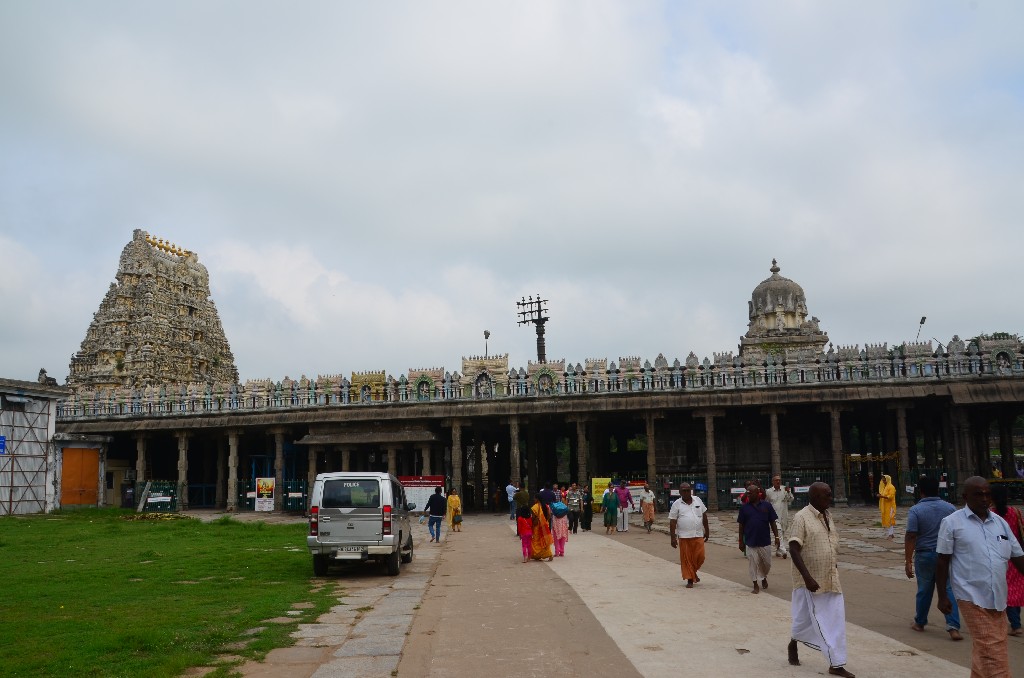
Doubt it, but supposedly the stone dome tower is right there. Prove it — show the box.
[739,259,828,362]
[67,229,239,390]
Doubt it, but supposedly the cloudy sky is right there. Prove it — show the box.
[1,1,1020,384]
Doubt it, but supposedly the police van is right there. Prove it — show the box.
[307,472,416,576]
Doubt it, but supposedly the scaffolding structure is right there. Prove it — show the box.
[0,377,66,515]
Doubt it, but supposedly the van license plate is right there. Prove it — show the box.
[340,546,363,552]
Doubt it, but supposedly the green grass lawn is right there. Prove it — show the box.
[0,509,340,677]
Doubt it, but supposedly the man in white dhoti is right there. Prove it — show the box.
[766,475,794,558]
[788,482,855,678]
[614,482,634,532]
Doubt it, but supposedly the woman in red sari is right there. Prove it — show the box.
[530,494,554,561]
[992,485,1024,635]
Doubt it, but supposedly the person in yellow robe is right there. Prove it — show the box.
[446,488,462,532]
[877,474,897,540]
[530,495,554,561]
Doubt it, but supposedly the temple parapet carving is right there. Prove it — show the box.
[713,351,734,367]
[351,371,386,403]
[460,354,509,398]
[408,367,445,401]
[524,360,565,396]
[976,333,1022,375]
[903,341,934,359]
[55,332,1024,420]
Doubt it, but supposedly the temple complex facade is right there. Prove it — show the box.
[53,255,1024,514]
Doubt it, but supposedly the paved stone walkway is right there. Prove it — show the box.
[546,518,966,677]
[183,505,1024,677]
[276,522,440,675]
[214,515,445,678]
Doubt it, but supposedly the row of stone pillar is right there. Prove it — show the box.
[135,429,264,512]
[129,402,1007,513]
[132,410,849,513]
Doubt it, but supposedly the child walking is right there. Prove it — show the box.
[517,507,533,563]
[552,509,569,557]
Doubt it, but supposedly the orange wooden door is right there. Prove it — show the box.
[61,448,99,505]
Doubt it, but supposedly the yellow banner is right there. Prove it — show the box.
[592,477,612,511]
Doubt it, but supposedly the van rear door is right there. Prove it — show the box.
[316,478,383,543]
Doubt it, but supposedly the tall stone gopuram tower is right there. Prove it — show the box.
[67,229,239,389]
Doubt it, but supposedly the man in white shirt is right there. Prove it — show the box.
[638,483,657,533]
[937,476,1024,677]
[668,482,709,588]
[766,475,794,558]
[505,481,518,521]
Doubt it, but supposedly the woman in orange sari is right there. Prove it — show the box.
[530,494,554,561]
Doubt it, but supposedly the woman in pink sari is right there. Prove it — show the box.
[551,506,569,557]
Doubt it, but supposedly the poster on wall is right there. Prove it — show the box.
[255,477,275,512]
[398,476,446,513]
[591,477,612,510]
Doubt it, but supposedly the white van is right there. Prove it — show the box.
[306,472,416,576]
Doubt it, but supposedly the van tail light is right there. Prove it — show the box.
[382,504,392,535]
[309,506,319,536]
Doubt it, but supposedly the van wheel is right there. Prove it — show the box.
[400,535,414,564]
[386,547,401,576]
[313,555,329,577]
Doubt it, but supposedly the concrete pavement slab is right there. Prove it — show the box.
[311,655,399,678]
[333,634,404,657]
[398,514,643,678]
[548,519,967,677]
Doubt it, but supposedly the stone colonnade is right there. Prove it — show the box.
[113,396,1018,512]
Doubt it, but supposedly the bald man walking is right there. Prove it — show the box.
[788,482,855,678]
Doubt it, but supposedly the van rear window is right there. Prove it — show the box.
[321,480,381,508]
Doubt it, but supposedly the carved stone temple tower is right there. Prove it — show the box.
[738,259,829,364]
[67,229,239,389]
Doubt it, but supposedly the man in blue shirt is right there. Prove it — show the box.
[937,476,1024,676]
[738,483,780,594]
[904,475,961,640]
